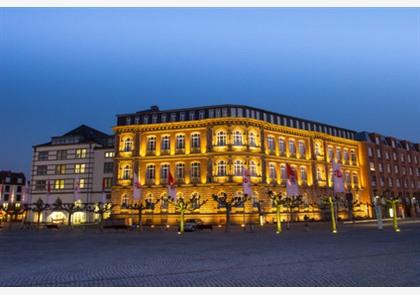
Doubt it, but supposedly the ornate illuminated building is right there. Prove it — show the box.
[112,105,371,225]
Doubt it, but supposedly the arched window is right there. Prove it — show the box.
[121,194,129,206]
[289,139,296,155]
[233,130,243,146]
[160,193,169,209]
[280,164,287,180]
[123,138,133,152]
[316,167,322,181]
[350,150,357,163]
[328,146,334,161]
[345,171,351,185]
[175,163,185,179]
[217,160,227,176]
[300,166,307,182]
[161,135,170,151]
[146,164,155,181]
[298,141,305,157]
[315,142,321,156]
[336,148,341,162]
[252,191,259,208]
[161,164,170,181]
[352,173,359,186]
[233,160,243,176]
[176,134,185,150]
[343,149,349,162]
[191,133,201,149]
[268,136,275,152]
[249,132,256,147]
[216,131,227,146]
[279,138,286,154]
[147,136,156,152]
[235,191,244,208]
[269,163,276,180]
[191,162,201,179]
[123,165,131,180]
[249,161,257,177]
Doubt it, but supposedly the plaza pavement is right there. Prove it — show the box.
[0,220,420,287]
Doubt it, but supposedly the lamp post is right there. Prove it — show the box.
[267,191,286,234]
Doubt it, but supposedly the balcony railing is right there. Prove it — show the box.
[190,146,201,153]
[161,149,170,155]
[146,150,156,156]
[176,178,185,184]
[175,148,185,154]
[146,179,155,185]
[191,177,200,184]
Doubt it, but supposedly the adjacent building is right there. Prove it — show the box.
[112,105,371,225]
[0,171,27,222]
[356,132,420,217]
[30,125,115,224]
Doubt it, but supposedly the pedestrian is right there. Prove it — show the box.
[304,214,310,232]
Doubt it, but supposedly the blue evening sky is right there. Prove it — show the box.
[0,8,419,177]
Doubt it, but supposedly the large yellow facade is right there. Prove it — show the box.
[112,116,371,225]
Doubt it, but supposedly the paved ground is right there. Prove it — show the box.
[0,220,420,287]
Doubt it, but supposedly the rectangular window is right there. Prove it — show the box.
[189,111,196,120]
[180,112,186,121]
[161,114,167,122]
[55,164,66,175]
[54,179,65,190]
[103,177,113,189]
[79,178,86,189]
[38,151,49,161]
[143,116,149,124]
[75,164,86,174]
[76,148,87,159]
[105,151,115,158]
[152,115,158,124]
[35,180,46,191]
[369,162,375,171]
[104,162,114,174]
[56,150,67,160]
[170,113,177,122]
[199,110,205,119]
[37,165,48,175]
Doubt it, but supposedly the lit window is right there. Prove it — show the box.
[146,165,155,180]
[369,162,375,171]
[300,167,307,182]
[176,134,185,150]
[76,149,87,159]
[147,137,156,152]
[54,179,65,190]
[123,165,131,180]
[269,163,276,180]
[279,138,286,154]
[75,164,86,174]
[217,161,227,176]
[298,141,305,157]
[191,133,201,149]
[191,162,201,178]
[123,138,133,152]
[175,163,185,179]
[249,132,256,147]
[55,164,66,175]
[233,130,243,146]
[105,151,115,158]
[79,179,86,189]
[289,140,296,155]
[280,165,287,180]
[234,160,243,176]
[161,135,170,151]
[336,148,341,161]
[216,131,227,146]
[161,164,170,181]
[249,161,257,177]
[267,136,275,152]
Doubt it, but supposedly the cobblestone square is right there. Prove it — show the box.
[1,221,420,287]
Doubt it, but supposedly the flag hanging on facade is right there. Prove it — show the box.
[242,168,253,197]
[74,178,80,201]
[167,171,176,199]
[333,160,344,193]
[286,163,299,197]
[133,172,142,201]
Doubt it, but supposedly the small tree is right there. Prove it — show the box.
[268,191,287,234]
[384,193,400,232]
[29,198,50,229]
[320,195,338,233]
[121,198,160,231]
[212,192,248,232]
[282,195,303,230]
[85,201,115,231]
[52,198,84,227]
[171,193,207,234]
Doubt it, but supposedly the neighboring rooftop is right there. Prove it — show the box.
[34,125,114,148]
[356,131,420,152]
[0,171,26,184]
[116,104,357,140]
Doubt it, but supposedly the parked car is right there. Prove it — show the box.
[181,219,213,232]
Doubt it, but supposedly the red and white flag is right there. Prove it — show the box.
[242,168,253,197]
[133,172,142,201]
[286,164,299,197]
[167,171,176,200]
[333,160,344,193]
[74,178,80,201]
